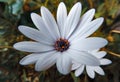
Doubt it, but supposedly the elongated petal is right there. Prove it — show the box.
[86,66,95,79]
[20,53,41,65]
[18,26,54,45]
[35,51,59,71]
[13,41,54,52]
[70,18,104,41]
[75,65,85,77]
[56,53,72,75]
[78,9,95,29]
[66,49,100,66]
[41,6,60,39]
[70,37,108,51]
[64,2,82,38]
[31,13,54,40]
[69,9,95,40]
[94,66,105,75]
[100,59,112,65]
[57,2,67,36]
[80,17,104,38]
[31,13,47,31]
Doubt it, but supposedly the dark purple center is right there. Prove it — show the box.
[54,38,70,52]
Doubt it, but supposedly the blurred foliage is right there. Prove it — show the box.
[0,0,120,82]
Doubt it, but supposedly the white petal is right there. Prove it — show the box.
[80,17,104,38]
[57,2,67,36]
[79,9,95,28]
[86,66,95,79]
[70,37,108,51]
[31,13,47,31]
[18,26,54,45]
[31,13,54,40]
[35,51,59,71]
[66,49,100,66]
[75,65,85,77]
[13,41,54,52]
[41,6,60,39]
[69,18,104,41]
[20,53,41,65]
[64,2,82,38]
[56,53,72,75]
[72,62,82,70]
[94,66,105,75]
[100,58,112,65]
[69,9,95,41]
[92,51,106,58]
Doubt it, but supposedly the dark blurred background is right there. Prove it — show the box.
[0,0,120,82]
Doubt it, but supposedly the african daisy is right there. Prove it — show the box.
[13,2,108,75]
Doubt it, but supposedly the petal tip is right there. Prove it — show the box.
[75,73,80,77]
[19,56,31,65]
[19,60,25,65]
[18,25,24,31]
[59,2,65,5]
[41,6,46,11]
[13,43,18,49]
[76,2,82,8]
[30,12,36,18]
[104,39,108,46]
[91,8,95,13]
[108,60,112,64]
[76,2,81,5]
[31,12,34,16]
[35,65,40,72]
[98,17,104,24]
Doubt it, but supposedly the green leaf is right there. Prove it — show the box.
[71,72,80,82]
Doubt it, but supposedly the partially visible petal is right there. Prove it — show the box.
[18,26,54,45]
[94,66,105,75]
[64,2,82,38]
[41,6,60,39]
[66,49,100,66]
[75,65,85,77]
[100,59,112,65]
[72,62,82,70]
[86,66,95,79]
[56,53,72,75]
[70,37,108,51]
[57,2,67,36]
[92,51,107,59]
[20,53,42,65]
[35,51,59,71]
[69,9,95,40]
[13,41,54,52]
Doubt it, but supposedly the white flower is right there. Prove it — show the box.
[13,2,108,75]
[72,50,112,78]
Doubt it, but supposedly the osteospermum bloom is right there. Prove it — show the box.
[13,2,108,74]
[72,50,112,78]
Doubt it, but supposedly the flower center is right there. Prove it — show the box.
[54,38,70,52]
